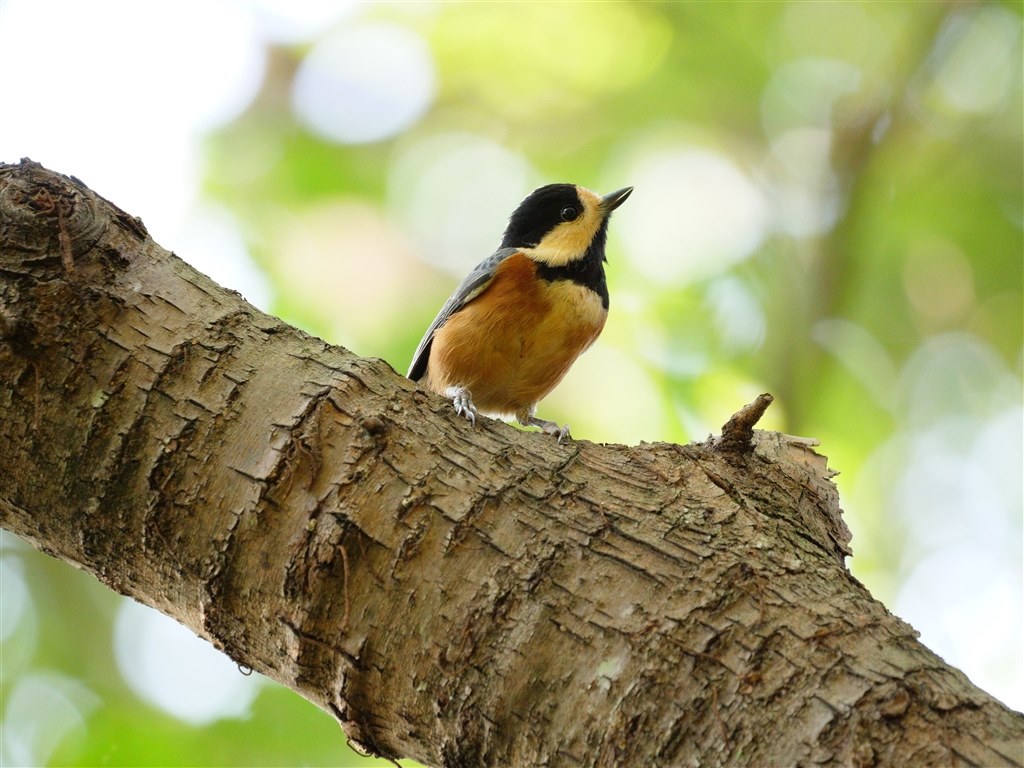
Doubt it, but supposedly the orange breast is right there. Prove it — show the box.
[425,252,606,419]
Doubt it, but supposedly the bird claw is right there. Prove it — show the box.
[521,415,571,443]
[446,394,570,442]
[447,387,478,426]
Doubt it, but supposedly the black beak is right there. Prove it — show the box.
[600,186,633,214]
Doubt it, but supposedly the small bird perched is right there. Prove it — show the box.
[408,183,632,442]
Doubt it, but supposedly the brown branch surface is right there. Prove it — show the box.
[1,160,1021,768]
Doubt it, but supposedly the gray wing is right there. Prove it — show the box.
[407,247,518,381]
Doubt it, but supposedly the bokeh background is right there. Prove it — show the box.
[1,1,1021,765]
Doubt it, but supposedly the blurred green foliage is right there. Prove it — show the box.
[2,1,1021,766]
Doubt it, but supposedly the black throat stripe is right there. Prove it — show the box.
[535,256,609,309]
[533,218,611,309]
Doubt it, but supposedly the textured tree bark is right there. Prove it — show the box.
[1,160,1021,767]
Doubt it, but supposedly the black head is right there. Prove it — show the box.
[500,184,583,251]
[499,183,632,267]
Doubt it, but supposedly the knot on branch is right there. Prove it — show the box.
[707,393,853,561]
[0,158,110,275]
[714,393,774,454]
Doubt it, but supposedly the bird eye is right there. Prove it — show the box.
[560,206,579,222]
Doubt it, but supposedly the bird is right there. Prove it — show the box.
[407,183,632,442]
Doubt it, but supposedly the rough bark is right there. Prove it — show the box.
[1,159,1021,768]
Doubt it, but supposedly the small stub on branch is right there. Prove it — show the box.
[714,393,774,454]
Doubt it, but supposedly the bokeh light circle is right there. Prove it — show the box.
[292,21,436,144]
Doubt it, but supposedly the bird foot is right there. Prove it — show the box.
[445,387,478,426]
[520,415,571,444]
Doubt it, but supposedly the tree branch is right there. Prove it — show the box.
[1,160,1020,767]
